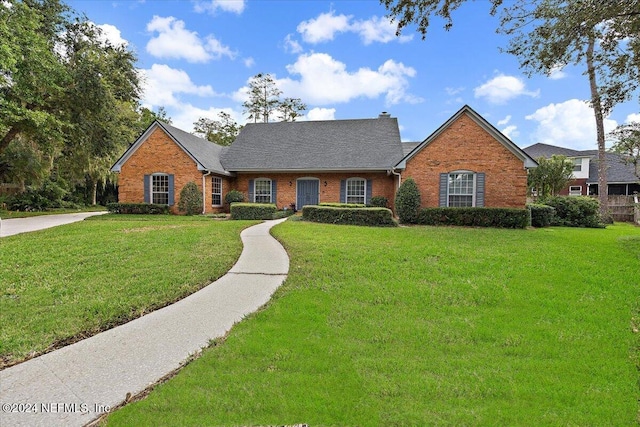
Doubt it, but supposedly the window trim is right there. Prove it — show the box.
[447,171,476,207]
[254,178,272,203]
[151,173,170,205]
[345,177,366,204]
[572,158,582,172]
[211,176,223,206]
[569,185,582,196]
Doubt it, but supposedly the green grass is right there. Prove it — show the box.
[106,222,640,426]
[0,206,107,219]
[0,215,254,366]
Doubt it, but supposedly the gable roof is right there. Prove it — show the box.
[111,121,231,176]
[395,105,538,169]
[523,142,639,184]
[221,116,404,172]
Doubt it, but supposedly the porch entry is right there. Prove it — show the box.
[296,179,319,209]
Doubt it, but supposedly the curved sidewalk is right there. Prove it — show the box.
[0,212,108,238]
[0,218,289,427]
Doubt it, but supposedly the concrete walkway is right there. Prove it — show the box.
[0,219,289,427]
[0,212,108,238]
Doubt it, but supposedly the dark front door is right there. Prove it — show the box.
[297,179,319,209]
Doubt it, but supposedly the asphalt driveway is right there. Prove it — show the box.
[0,212,108,238]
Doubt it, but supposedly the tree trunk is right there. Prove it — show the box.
[586,34,609,219]
[0,127,19,154]
[91,179,98,206]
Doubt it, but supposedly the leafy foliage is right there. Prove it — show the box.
[545,196,603,228]
[242,73,306,123]
[319,203,367,208]
[106,203,169,214]
[230,203,277,220]
[528,203,556,228]
[417,207,530,228]
[528,155,575,200]
[368,196,389,208]
[302,205,397,227]
[178,182,203,215]
[395,177,422,223]
[609,121,640,179]
[193,112,242,146]
[224,190,245,204]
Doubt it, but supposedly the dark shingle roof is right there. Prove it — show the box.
[221,117,404,171]
[523,142,639,184]
[157,121,228,175]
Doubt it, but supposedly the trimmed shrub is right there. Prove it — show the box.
[368,196,389,208]
[230,203,277,220]
[302,205,397,227]
[106,203,169,214]
[416,207,530,229]
[528,204,555,227]
[395,178,421,224]
[319,203,367,208]
[272,209,296,219]
[178,181,203,215]
[224,190,245,204]
[544,196,602,228]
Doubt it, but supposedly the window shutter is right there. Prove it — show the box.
[439,173,448,207]
[248,179,254,203]
[168,174,175,206]
[144,175,150,203]
[476,173,485,207]
[366,179,372,204]
[340,180,346,203]
[271,180,277,205]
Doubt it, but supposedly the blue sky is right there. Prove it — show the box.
[68,0,639,150]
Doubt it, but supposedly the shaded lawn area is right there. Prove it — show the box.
[106,221,640,426]
[0,215,254,366]
[0,206,107,219]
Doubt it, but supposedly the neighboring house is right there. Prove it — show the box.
[523,143,640,196]
[111,105,537,214]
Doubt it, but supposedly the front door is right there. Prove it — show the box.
[296,179,319,210]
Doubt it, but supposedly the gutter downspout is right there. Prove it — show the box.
[202,171,212,215]
[391,168,402,189]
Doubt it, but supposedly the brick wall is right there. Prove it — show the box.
[232,172,397,210]
[402,113,528,208]
[118,127,227,214]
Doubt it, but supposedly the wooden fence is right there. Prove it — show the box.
[608,195,636,222]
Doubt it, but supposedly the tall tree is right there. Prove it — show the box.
[609,122,640,179]
[193,112,241,146]
[279,97,307,122]
[528,155,575,201]
[382,0,640,217]
[242,73,283,123]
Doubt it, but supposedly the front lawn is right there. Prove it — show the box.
[0,215,253,366]
[106,222,640,426]
[0,206,107,219]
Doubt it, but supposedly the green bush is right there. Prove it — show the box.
[528,204,555,227]
[230,203,277,220]
[395,178,421,224]
[544,196,602,228]
[272,209,296,219]
[106,203,170,214]
[7,179,70,211]
[302,205,397,227]
[319,203,367,208]
[178,181,203,215]
[368,196,389,208]
[224,190,245,204]
[416,207,530,229]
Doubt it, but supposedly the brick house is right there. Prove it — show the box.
[111,105,537,214]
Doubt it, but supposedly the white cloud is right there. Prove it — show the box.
[277,53,421,106]
[526,99,618,150]
[445,86,464,96]
[171,105,244,132]
[548,64,567,80]
[497,115,511,126]
[146,16,234,63]
[306,107,336,121]
[626,112,640,123]
[297,11,351,44]
[297,11,412,45]
[194,0,245,14]
[243,57,255,68]
[284,34,304,54]
[95,23,128,47]
[501,125,519,140]
[474,73,539,104]
[140,64,216,107]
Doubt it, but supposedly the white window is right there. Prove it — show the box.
[569,185,582,196]
[346,178,366,204]
[254,178,272,203]
[572,158,582,172]
[448,172,474,207]
[212,177,222,206]
[152,174,169,205]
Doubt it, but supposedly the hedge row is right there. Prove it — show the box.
[544,196,602,228]
[106,203,169,214]
[302,205,397,227]
[230,203,277,220]
[318,203,367,208]
[528,204,555,227]
[416,207,530,229]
